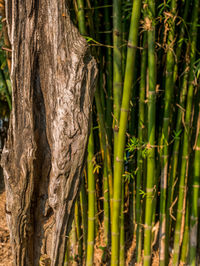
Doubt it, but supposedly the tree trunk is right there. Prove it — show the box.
[1,1,97,265]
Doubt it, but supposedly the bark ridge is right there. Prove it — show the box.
[1,1,97,265]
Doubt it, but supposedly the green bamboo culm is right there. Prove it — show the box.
[189,109,200,266]
[172,0,199,264]
[103,2,114,218]
[180,199,189,264]
[165,0,190,237]
[136,32,147,264]
[79,178,88,255]
[75,201,82,264]
[119,173,125,266]
[111,0,142,264]
[93,0,113,238]
[103,155,110,247]
[173,0,190,83]
[143,0,156,264]
[77,0,87,35]
[0,66,11,110]
[86,127,96,266]
[104,0,113,144]
[159,1,177,264]
[165,52,189,262]
[113,0,122,165]
[94,80,113,245]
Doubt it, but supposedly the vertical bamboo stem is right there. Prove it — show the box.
[103,155,110,247]
[189,108,200,265]
[86,127,96,266]
[113,0,122,162]
[111,0,142,264]
[74,201,82,264]
[80,177,88,255]
[172,1,199,264]
[143,0,156,264]
[180,199,189,264]
[159,1,177,264]
[119,174,125,266]
[77,0,87,35]
[136,32,147,264]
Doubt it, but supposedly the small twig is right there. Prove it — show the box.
[169,196,178,221]
[1,46,12,52]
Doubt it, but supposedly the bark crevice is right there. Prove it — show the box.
[1,1,97,265]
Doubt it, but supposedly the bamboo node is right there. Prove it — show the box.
[143,17,153,31]
[112,232,120,236]
[120,107,129,113]
[127,42,137,49]
[112,199,121,202]
[143,224,152,230]
[88,241,94,245]
[190,215,198,221]
[114,125,119,132]
[88,217,96,221]
[179,185,186,190]
[177,209,183,213]
[146,188,154,193]
[192,184,200,188]
[113,29,120,37]
[87,189,95,194]
[116,157,123,162]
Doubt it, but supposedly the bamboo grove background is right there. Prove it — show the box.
[0,0,200,265]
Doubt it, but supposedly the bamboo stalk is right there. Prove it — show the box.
[189,107,200,266]
[119,173,125,266]
[113,0,122,163]
[143,0,156,264]
[180,199,189,264]
[80,176,88,255]
[172,1,199,264]
[64,239,70,266]
[0,65,11,110]
[74,201,82,264]
[77,0,87,35]
[111,0,142,264]
[159,1,177,264]
[136,32,147,264]
[173,0,190,83]
[103,153,110,247]
[165,49,189,258]
[0,0,11,73]
[86,127,96,266]
[165,0,192,256]
[104,0,113,145]
[86,0,113,222]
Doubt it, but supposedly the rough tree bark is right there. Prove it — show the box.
[1,1,97,265]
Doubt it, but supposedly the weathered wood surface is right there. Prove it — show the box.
[1,1,97,265]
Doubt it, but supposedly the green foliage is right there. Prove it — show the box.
[0,19,11,118]
[126,136,148,158]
